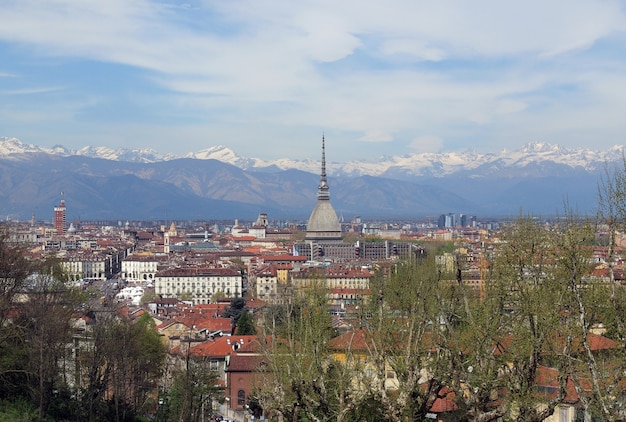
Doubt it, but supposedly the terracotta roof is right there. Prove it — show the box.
[246,298,266,310]
[534,366,586,404]
[163,311,232,332]
[494,332,618,357]
[190,335,258,358]
[226,353,267,372]
[262,254,307,262]
[429,387,458,413]
[327,329,374,352]
[233,236,256,241]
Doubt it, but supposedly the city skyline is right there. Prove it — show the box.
[1,1,626,162]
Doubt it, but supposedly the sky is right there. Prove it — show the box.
[1,0,626,162]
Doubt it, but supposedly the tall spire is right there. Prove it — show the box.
[317,134,330,200]
[321,134,326,180]
[306,134,342,243]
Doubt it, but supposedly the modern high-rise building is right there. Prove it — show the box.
[54,197,66,236]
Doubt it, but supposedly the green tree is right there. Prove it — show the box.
[223,297,246,333]
[235,310,256,335]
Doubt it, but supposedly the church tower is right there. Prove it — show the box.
[305,136,342,243]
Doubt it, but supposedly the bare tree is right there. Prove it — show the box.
[0,226,34,394]
[438,216,573,422]
[258,280,358,422]
[360,257,445,422]
[16,256,86,419]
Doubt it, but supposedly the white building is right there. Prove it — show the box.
[60,254,110,281]
[155,267,242,305]
[122,255,161,282]
[253,265,278,302]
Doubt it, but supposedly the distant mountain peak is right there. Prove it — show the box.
[0,136,622,177]
[0,137,40,155]
[519,141,567,154]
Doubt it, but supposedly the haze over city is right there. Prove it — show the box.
[1,0,626,162]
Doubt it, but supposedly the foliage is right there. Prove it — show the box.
[235,310,256,335]
[256,283,358,422]
[0,398,47,422]
[223,297,247,330]
[291,229,306,242]
[211,291,226,303]
[0,227,34,399]
[361,256,445,422]
[439,215,578,421]
[77,312,168,422]
[341,232,360,244]
[165,358,224,422]
[15,257,87,419]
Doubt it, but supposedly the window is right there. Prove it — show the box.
[237,389,246,405]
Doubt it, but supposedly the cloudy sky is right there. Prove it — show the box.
[1,0,626,162]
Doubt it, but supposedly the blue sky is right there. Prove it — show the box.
[1,0,626,161]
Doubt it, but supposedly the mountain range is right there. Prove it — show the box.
[0,137,621,222]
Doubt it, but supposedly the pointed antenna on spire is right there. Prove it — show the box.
[321,134,326,182]
[317,134,330,200]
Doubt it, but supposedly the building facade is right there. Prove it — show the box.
[53,198,66,236]
[155,267,243,305]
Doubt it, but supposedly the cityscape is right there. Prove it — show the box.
[2,1,626,421]
[1,137,625,421]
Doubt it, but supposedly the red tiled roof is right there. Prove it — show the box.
[190,336,258,358]
[262,254,307,262]
[429,387,458,413]
[327,329,374,352]
[233,236,256,241]
[494,332,618,357]
[534,366,587,403]
[246,298,266,310]
[226,353,267,372]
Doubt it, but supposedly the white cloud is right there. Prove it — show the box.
[359,130,393,143]
[380,39,447,62]
[1,87,65,95]
[1,0,626,159]
[410,135,444,153]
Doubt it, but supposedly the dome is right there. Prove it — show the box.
[306,201,341,241]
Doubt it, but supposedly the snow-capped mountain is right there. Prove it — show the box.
[0,137,176,163]
[0,137,617,220]
[0,136,622,177]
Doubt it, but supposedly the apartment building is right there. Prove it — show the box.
[155,267,242,305]
[122,254,163,282]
